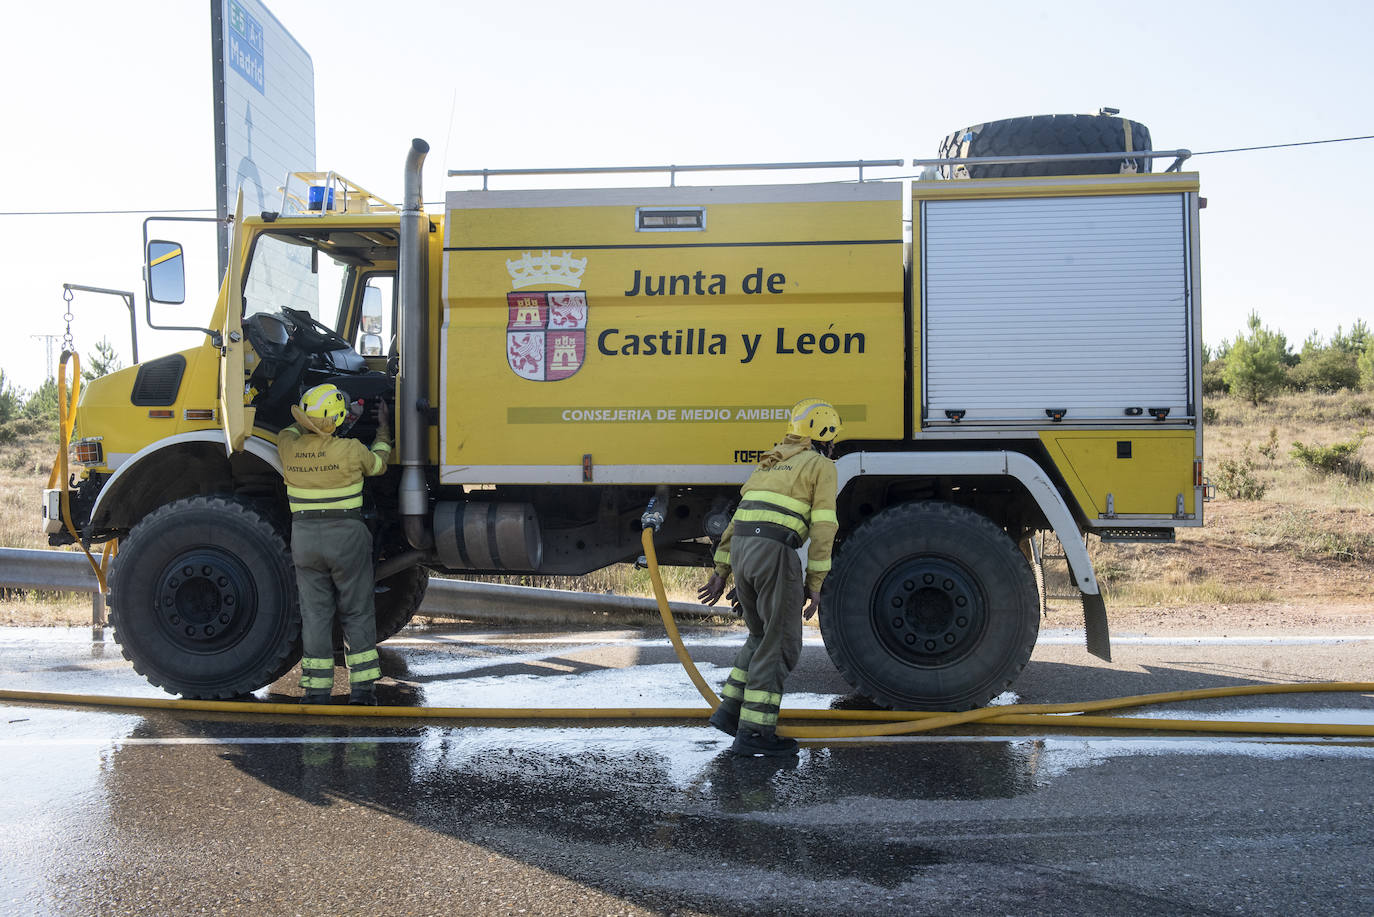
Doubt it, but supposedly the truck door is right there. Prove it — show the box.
[220,191,251,454]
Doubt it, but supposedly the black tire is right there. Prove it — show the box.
[109,496,301,698]
[374,565,429,643]
[820,501,1039,710]
[938,113,1152,179]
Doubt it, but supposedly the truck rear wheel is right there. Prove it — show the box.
[820,501,1039,710]
[938,113,1152,179]
[109,496,300,699]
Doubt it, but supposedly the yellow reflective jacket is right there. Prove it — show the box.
[278,422,392,514]
[713,435,838,592]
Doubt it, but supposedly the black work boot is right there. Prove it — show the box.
[708,705,740,737]
[348,685,378,706]
[730,726,798,758]
[300,692,332,706]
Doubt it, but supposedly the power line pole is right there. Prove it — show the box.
[30,334,58,381]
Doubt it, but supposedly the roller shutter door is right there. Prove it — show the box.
[923,193,1190,425]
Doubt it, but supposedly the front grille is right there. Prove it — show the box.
[130,354,186,406]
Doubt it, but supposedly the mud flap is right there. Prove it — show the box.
[1082,591,1111,661]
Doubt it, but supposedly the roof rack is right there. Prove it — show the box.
[448,159,905,190]
[912,148,1194,174]
[277,171,399,216]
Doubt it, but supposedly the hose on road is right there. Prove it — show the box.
[636,527,1374,740]
[1,528,1371,740]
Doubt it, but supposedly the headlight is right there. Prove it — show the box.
[72,438,104,466]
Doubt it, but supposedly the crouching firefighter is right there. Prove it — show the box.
[698,398,841,756]
[278,384,392,705]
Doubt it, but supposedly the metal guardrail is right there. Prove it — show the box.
[0,547,720,628]
[0,548,92,592]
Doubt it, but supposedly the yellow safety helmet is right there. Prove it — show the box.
[293,383,348,434]
[787,398,843,442]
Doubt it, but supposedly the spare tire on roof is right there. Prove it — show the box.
[938,113,1152,179]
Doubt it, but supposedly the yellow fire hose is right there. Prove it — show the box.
[637,528,1374,740]
[2,521,1372,741]
[46,350,117,593]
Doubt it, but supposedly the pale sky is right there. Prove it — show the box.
[2,0,1371,391]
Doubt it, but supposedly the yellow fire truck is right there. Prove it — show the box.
[46,113,1206,709]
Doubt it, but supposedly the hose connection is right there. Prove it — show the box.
[640,485,670,532]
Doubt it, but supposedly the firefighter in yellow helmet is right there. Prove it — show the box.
[278,384,392,705]
[698,398,841,756]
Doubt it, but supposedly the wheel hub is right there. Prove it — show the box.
[155,550,255,650]
[874,557,985,665]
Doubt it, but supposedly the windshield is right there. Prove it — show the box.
[242,233,348,326]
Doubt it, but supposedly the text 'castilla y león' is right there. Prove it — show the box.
[596,327,866,364]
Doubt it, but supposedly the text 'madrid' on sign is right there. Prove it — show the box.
[226,0,265,93]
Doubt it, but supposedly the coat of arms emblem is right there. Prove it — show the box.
[505,251,588,382]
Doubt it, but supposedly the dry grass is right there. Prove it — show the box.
[1071,391,1374,611]
[0,429,59,551]
[4,392,1373,626]
[1206,391,1374,507]
[0,427,117,626]
[0,591,95,626]
[1200,392,1374,575]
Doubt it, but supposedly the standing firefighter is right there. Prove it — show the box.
[278,385,392,705]
[699,398,841,756]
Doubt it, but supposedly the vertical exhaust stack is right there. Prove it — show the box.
[398,138,433,550]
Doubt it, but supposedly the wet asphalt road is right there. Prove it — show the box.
[2,623,1373,916]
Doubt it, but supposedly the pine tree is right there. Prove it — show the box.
[1223,312,1290,405]
[82,337,123,383]
[1358,337,1374,391]
[0,368,20,425]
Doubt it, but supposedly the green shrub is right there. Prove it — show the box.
[1202,404,1220,425]
[1290,431,1369,479]
[1257,426,1279,462]
[1201,359,1229,396]
[1287,346,1361,393]
[1213,444,1267,500]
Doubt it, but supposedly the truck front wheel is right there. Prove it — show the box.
[820,501,1039,710]
[109,496,301,699]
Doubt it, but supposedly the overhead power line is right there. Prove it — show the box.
[1191,134,1374,156]
[1,134,1370,217]
[0,201,449,217]
[0,207,216,217]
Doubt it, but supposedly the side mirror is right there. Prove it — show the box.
[360,285,384,335]
[146,240,186,304]
[360,333,384,356]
